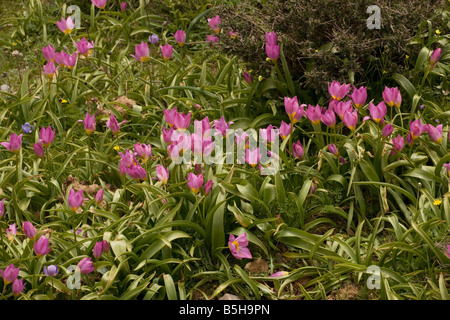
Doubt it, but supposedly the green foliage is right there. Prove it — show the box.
[0,0,448,301]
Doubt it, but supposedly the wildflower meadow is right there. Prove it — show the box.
[0,0,449,304]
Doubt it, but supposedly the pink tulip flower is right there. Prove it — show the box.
[328,81,350,101]
[56,17,75,34]
[207,15,221,34]
[23,221,36,239]
[392,134,405,153]
[68,189,84,212]
[160,44,173,60]
[156,165,169,185]
[369,101,387,124]
[187,172,203,194]
[426,124,443,144]
[39,126,55,147]
[77,257,95,274]
[0,264,20,285]
[1,133,22,153]
[228,233,252,259]
[343,109,358,131]
[34,143,45,158]
[305,104,322,125]
[382,87,402,108]
[12,279,25,296]
[34,235,52,257]
[91,0,107,9]
[42,44,56,62]
[131,42,149,62]
[173,30,186,47]
[350,86,367,108]
[75,37,94,57]
[43,61,56,79]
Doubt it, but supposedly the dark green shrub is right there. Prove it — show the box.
[215,0,447,97]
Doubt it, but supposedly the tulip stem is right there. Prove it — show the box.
[0,281,6,300]
[87,135,92,182]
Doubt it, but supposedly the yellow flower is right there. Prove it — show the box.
[435,29,441,35]
[433,199,442,206]
[61,99,68,103]
[258,75,263,81]
[406,55,409,59]
[113,145,120,151]
[382,70,387,74]
[266,57,271,62]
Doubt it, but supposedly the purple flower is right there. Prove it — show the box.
[149,33,159,44]
[245,148,261,168]
[43,265,58,277]
[63,51,77,69]
[120,2,127,11]
[21,122,33,134]
[228,233,252,259]
[284,96,304,124]
[77,257,95,274]
[34,235,52,257]
[173,112,192,131]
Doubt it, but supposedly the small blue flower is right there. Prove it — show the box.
[43,265,58,277]
[149,33,159,44]
[21,122,33,134]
